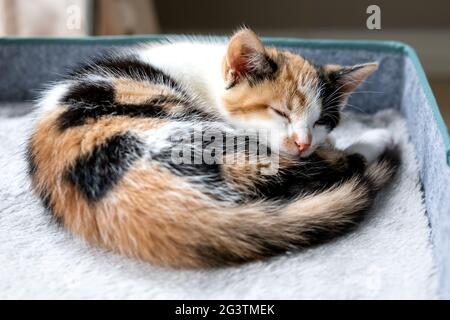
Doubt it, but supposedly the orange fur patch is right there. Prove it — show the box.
[113,79,175,105]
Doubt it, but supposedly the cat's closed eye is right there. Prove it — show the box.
[270,107,290,121]
[314,119,326,127]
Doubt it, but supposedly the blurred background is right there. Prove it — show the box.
[1,0,449,126]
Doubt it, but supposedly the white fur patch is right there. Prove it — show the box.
[138,41,228,115]
[345,128,394,163]
[36,82,71,115]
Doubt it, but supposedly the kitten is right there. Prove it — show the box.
[27,28,399,268]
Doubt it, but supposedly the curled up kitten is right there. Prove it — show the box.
[26,29,399,268]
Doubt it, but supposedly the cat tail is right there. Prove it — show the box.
[102,148,399,268]
[362,147,400,193]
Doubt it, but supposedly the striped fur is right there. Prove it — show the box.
[27,29,399,268]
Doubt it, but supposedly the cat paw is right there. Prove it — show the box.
[345,129,395,163]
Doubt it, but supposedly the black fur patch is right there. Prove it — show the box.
[58,81,116,129]
[316,66,343,131]
[250,55,278,83]
[62,81,115,105]
[68,55,185,94]
[65,132,144,201]
[59,98,166,130]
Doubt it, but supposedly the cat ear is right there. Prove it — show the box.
[323,62,378,105]
[224,28,276,89]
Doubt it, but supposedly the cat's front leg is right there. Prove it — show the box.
[344,128,394,163]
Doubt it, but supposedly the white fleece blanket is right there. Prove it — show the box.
[0,106,437,299]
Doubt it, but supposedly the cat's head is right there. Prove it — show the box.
[221,28,378,157]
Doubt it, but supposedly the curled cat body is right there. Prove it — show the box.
[27,29,399,268]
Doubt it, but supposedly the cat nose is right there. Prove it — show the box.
[294,131,312,154]
[295,141,311,153]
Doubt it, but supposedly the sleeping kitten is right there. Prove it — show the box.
[27,29,399,268]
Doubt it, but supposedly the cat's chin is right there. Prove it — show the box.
[279,147,316,159]
[299,148,315,158]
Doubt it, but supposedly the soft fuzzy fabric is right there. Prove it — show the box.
[401,59,450,295]
[0,104,437,299]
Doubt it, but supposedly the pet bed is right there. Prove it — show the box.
[0,36,448,299]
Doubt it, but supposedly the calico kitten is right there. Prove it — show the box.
[27,29,399,268]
